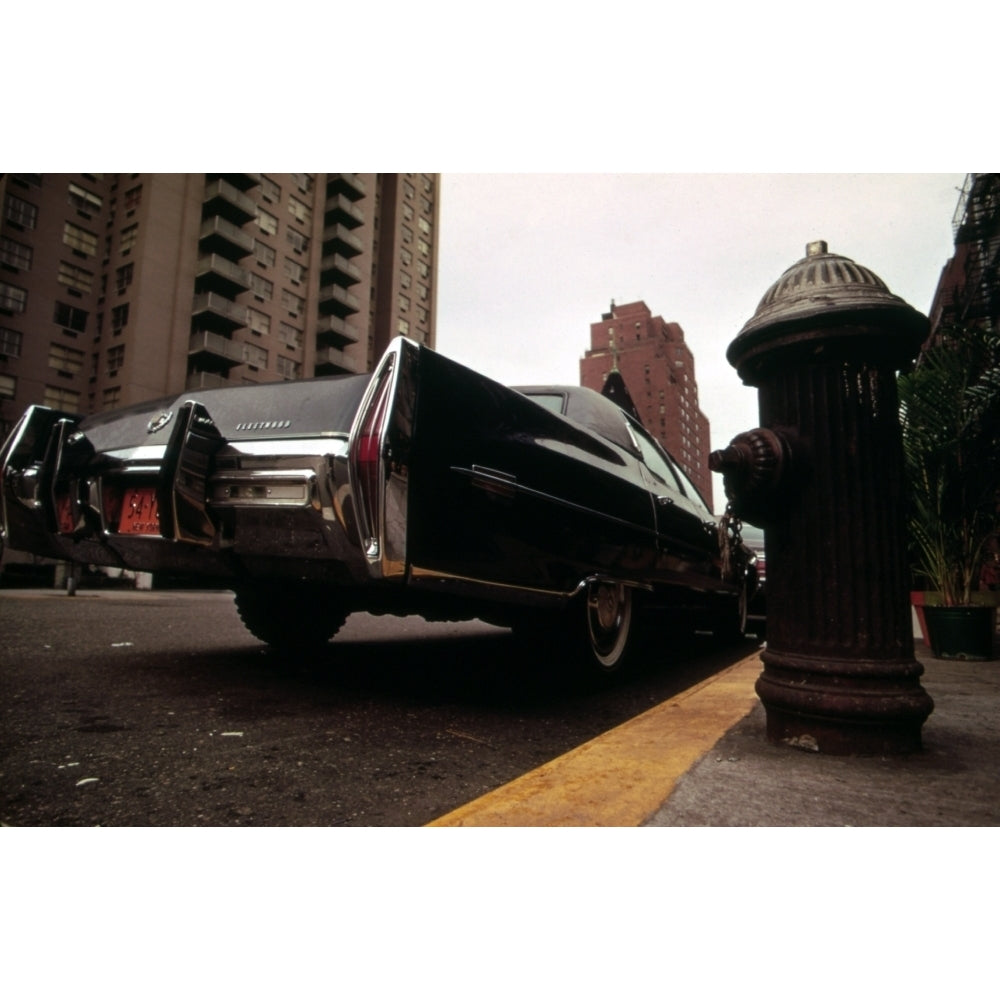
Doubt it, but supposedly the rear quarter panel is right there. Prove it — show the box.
[405,347,657,594]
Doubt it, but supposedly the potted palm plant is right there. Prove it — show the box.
[898,325,1000,659]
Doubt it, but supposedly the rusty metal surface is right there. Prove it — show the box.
[714,242,934,754]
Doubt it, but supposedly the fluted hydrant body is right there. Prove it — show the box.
[712,241,933,754]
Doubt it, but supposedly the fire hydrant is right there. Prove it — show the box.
[711,241,934,754]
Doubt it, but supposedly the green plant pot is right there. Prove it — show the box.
[924,605,997,660]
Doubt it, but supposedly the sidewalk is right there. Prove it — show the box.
[646,642,1000,826]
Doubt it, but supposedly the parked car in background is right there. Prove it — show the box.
[0,338,757,676]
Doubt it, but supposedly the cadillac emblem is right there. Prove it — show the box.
[147,410,174,434]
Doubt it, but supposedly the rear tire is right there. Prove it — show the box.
[234,584,348,651]
[512,581,637,681]
[583,580,634,674]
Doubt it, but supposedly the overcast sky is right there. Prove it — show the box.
[433,173,967,509]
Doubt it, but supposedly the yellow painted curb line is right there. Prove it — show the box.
[428,651,763,827]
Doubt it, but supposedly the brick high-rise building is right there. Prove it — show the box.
[580,299,713,509]
[0,173,439,441]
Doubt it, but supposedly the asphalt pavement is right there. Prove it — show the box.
[6,585,998,826]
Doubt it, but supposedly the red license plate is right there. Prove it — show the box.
[119,487,161,535]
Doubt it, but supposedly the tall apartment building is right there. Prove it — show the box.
[0,173,439,442]
[580,299,713,508]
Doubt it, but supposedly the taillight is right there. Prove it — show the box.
[349,353,396,559]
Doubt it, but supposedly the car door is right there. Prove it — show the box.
[626,420,719,574]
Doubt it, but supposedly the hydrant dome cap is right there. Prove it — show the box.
[737,241,922,340]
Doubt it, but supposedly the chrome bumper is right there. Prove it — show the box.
[0,403,372,583]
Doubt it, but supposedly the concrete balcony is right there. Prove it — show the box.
[321,223,363,257]
[315,344,361,375]
[318,284,360,318]
[320,252,362,286]
[206,173,261,192]
[327,173,366,201]
[324,192,364,229]
[188,330,247,368]
[315,314,360,349]
[203,178,257,225]
[186,370,231,391]
[195,254,252,297]
[199,216,254,259]
[191,291,248,332]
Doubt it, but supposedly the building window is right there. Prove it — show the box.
[244,343,267,369]
[43,385,81,410]
[281,289,304,316]
[256,207,278,236]
[68,182,103,215]
[254,241,276,268]
[288,197,311,226]
[1,326,23,358]
[398,318,410,335]
[107,344,125,374]
[403,203,414,222]
[115,262,134,293]
[0,372,16,398]
[417,238,430,257]
[0,282,27,313]
[44,385,81,410]
[111,303,129,332]
[400,248,412,267]
[49,342,85,375]
[398,293,409,313]
[292,174,313,195]
[261,177,281,203]
[63,222,98,257]
[401,225,413,245]
[276,355,299,380]
[417,260,429,279]
[54,301,88,333]
[249,273,273,301]
[0,236,32,270]
[57,261,93,294]
[102,386,122,409]
[283,258,305,284]
[120,223,139,254]
[248,307,271,335]
[124,185,142,212]
[278,321,301,350]
[286,228,308,254]
[400,271,411,290]
[418,217,431,236]
[3,193,38,229]
[404,181,415,200]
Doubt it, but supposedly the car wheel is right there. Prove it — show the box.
[234,585,348,651]
[511,581,636,680]
[583,580,634,674]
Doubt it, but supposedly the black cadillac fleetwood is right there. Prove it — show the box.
[0,338,757,675]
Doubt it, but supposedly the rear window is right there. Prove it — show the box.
[524,393,566,416]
